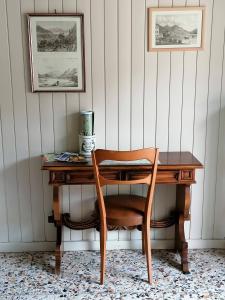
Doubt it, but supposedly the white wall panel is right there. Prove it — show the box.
[144,0,158,239]
[202,0,225,239]
[144,0,157,149]
[104,0,119,241]
[0,0,21,242]
[213,32,225,239]
[118,0,131,152]
[21,0,45,242]
[6,0,33,242]
[131,0,145,150]
[191,0,213,240]
[77,0,94,241]
[62,0,79,243]
[118,0,132,241]
[0,109,8,242]
[130,0,145,240]
[154,0,172,240]
[0,0,225,250]
[37,0,56,242]
[105,0,118,151]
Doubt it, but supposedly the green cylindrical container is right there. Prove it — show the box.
[80,111,94,136]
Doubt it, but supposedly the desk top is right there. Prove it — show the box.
[42,151,203,171]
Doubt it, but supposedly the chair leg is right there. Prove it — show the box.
[144,224,153,284]
[142,227,145,255]
[100,223,107,285]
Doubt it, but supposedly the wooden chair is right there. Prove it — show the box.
[92,148,159,285]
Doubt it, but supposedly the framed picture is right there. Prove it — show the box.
[148,7,205,51]
[27,13,85,92]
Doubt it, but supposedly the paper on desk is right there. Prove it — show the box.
[100,159,160,165]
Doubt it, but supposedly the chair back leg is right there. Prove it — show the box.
[143,223,153,284]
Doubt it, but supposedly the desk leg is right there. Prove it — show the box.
[53,185,62,275]
[175,184,191,274]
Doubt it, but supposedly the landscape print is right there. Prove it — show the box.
[155,13,199,46]
[38,58,78,88]
[36,21,77,52]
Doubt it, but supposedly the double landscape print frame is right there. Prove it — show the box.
[148,7,205,51]
[27,13,85,92]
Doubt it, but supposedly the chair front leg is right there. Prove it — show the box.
[142,226,145,255]
[100,220,107,285]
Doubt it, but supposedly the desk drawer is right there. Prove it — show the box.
[129,171,180,183]
[50,171,65,183]
[66,172,95,184]
[157,171,180,183]
[66,171,121,184]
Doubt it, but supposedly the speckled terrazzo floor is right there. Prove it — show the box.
[0,250,225,300]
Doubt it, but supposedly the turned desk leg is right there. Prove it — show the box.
[53,185,62,275]
[175,184,191,274]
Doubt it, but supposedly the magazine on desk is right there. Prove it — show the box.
[43,152,87,163]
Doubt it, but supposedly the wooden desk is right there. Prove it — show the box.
[42,151,203,275]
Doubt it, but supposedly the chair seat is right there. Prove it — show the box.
[95,194,146,227]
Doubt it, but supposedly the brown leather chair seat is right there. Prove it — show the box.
[95,194,146,227]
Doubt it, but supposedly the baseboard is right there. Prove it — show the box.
[0,239,224,252]
[188,239,225,248]
[0,242,56,252]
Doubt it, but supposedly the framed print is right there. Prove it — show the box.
[27,13,85,92]
[148,7,205,51]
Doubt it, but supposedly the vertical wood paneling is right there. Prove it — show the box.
[118,0,132,241]
[202,0,225,239]
[165,0,186,242]
[37,0,56,241]
[91,0,106,241]
[0,0,20,241]
[81,185,95,241]
[91,0,105,149]
[70,186,82,241]
[49,0,66,151]
[20,0,45,242]
[191,0,213,240]
[77,0,95,241]
[47,0,67,242]
[168,0,185,151]
[181,0,199,153]
[130,0,145,240]
[0,109,8,242]
[104,0,119,241]
[6,0,33,242]
[78,0,92,112]
[155,0,172,240]
[181,0,199,239]
[1,0,225,249]
[213,31,225,239]
[118,0,131,151]
[105,0,118,151]
[62,0,80,242]
[144,0,158,240]
[144,0,157,149]
[131,0,145,150]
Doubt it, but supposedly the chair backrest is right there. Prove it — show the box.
[92,148,159,222]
